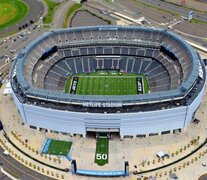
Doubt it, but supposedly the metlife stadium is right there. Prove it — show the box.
[10,26,206,138]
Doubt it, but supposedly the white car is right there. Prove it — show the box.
[202,162,206,166]
[4,57,10,63]
[3,150,9,155]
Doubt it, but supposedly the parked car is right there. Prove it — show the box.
[3,150,9,155]
[202,162,206,166]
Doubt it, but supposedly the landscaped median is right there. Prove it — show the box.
[43,0,60,24]
[63,3,82,28]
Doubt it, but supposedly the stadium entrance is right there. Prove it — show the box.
[86,128,120,138]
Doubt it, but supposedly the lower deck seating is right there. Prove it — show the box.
[41,55,173,92]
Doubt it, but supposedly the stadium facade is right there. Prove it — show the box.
[10,26,206,138]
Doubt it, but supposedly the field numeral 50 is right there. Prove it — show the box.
[96,153,107,160]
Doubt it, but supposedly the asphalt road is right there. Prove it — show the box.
[101,0,207,47]
[112,0,176,23]
[0,146,54,180]
[0,171,10,180]
[139,0,207,22]
[0,0,44,38]
[51,0,75,28]
[0,28,47,67]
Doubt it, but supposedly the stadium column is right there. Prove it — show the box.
[181,128,187,133]
[133,135,136,138]
[158,132,162,136]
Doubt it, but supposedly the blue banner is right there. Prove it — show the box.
[76,169,125,176]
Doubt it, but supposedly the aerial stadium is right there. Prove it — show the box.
[10,26,206,138]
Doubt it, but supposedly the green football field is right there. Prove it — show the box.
[95,137,109,166]
[46,140,72,156]
[0,0,29,29]
[65,71,149,95]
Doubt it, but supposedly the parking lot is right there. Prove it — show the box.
[0,25,48,82]
[71,10,109,27]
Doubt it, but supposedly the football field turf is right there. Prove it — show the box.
[45,139,72,156]
[65,71,149,95]
[0,0,28,29]
[95,137,109,166]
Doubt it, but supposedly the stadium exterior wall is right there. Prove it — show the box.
[185,81,205,126]
[11,82,205,137]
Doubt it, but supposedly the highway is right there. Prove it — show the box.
[0,146,53,180]
[139,0,207,22]
[97,0,207,47]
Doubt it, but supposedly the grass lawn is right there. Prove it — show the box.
[43,0,60,24]
[104,0,113,3]
[95,137,109,166]
[191,18,207,25]
[65,71,149,95]
[63,3,82,28]
[46,139,72,156]
[0,0,29,29]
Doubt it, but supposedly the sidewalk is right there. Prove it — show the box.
[0,131,72,180]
